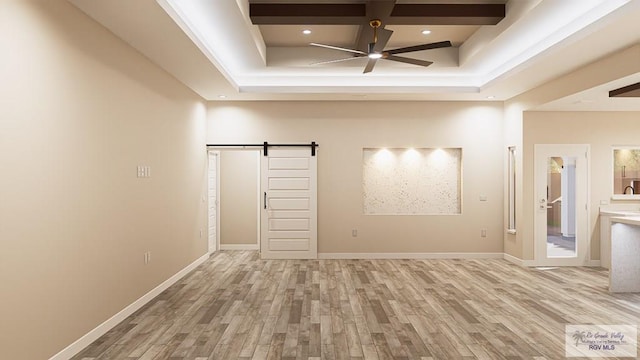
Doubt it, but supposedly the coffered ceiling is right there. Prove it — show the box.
[68,0,640,109]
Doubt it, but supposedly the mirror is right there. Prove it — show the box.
[613,147,640,199]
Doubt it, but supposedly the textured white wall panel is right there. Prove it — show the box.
[363,148,462,215]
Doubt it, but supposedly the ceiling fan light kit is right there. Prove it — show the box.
[310,18,452,73]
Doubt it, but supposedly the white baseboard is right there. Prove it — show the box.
[318,252,504,260]
[49,253,209,360]
[504,253,602,268]
[502,253,522,265]
[220,244,259,250]
[502,253,536,266]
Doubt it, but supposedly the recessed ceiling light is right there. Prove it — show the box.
[218,95,227,99]
[421,29,431,35]
[486,95,495,99]
[302,29,311,35]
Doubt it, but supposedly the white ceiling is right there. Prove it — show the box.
[68,0,640,110]
[534,74,640,111]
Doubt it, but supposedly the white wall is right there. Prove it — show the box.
[207,101,504,255]
[0,1,207,358]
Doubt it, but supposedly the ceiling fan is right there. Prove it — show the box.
[310,19,452,73]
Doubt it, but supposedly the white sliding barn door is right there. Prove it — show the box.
[261,148,317,259]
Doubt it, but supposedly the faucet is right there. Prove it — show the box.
[624,185,635,195]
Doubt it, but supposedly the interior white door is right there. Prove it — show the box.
[261,148,317,259]
[207,151,220,254]
[534,144,589,266]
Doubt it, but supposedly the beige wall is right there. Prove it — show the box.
[207,101,505,254]
[220,151,259,245]
[503,44,640,261]
[523,111,640,261]
[0,1,207,358]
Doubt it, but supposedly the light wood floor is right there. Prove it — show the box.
[73,251,640,360]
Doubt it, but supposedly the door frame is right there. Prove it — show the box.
[207,150,220,255]
[533,144,590,266]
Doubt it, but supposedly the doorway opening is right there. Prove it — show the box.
[207,145,318,259]
[208,149,261,252]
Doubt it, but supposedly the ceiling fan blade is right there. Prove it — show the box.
[310,56,365,66]
[310,43,367,56]
[363,58,378,73]
[373,28,393,53]
[386,55,434,67]
[387,41,452,55]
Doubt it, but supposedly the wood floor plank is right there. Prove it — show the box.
[71,251,640,360]
[250,344,270,360]
[282,324,299,358]
[239,321,264,357]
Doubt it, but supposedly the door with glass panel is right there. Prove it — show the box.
[534,144,589,266]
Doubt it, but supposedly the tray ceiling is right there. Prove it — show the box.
[68,0,640,108]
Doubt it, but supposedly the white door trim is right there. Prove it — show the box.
[255,150,261,249]
[533,144,590,266]
[207,150,220,255]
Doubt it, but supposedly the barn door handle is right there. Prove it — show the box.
[264,192,267,209]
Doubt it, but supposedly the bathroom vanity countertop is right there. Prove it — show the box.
[611,216,640,226]
[600,210,640,216]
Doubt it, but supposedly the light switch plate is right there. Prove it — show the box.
[137,165,151,178]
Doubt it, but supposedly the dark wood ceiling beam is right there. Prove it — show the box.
[389,4,505,25]
[249,3,505,26]
[249,4,366,24]
[609,82,640,98]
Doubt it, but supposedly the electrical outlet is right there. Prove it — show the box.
[352,229,358,237]
[481,229,487,237]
